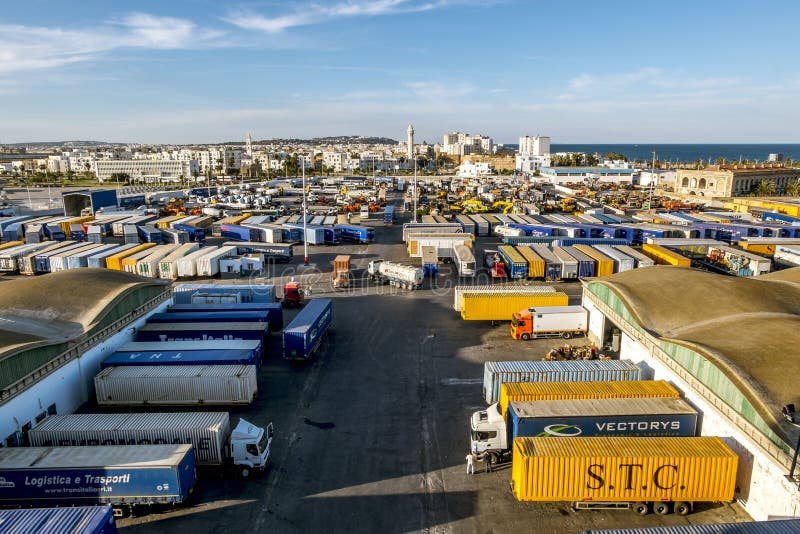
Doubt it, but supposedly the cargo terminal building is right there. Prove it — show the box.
[581,266,800,520]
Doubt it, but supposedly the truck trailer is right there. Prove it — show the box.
[471,396,697,467]
[29,412,273,478]
[368,259,424,290]
[135,322,269,343]
[0,445,196,516]
[102,346,260,368]
[510,437,737,515]
[283,298,333,361]
[460,291,569,322]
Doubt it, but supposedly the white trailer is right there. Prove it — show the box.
[595,245,635,272]
[775,245,800,267]
[613,245,654,268]
[49,244,103,272]
[494,225,525,237]
[122,248,159,274]
[136,244,179,278]
[551,246,579,279]
[95,365,258,406]
[158,243,200,279]
[513,305,589,340]
[407,233,474,259]
[195,245,238,277]
[467,215,490,236]
[402,223,463,242]
[176,247,218,278]
[453,244,476,277]
[368,259,424,289]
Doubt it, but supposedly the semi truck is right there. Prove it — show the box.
[482,250,506,278]
[0,445,196,517]
[510,305,589,340]
[510,437,737,515]
[368,259,424,290]
[283,298,333,361]
[331,255,352,289]
[470,396,698,467]
[28,412,273,478]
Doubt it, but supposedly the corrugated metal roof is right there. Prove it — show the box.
[0,506,115,534]
[584,519,800,533]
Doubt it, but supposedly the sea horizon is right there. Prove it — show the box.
[524,143,800,163]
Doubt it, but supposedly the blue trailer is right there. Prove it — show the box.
[0,445,196,514]
[497,246,528,279]
[136,322,269,343]
[166,302,284,330]
[283,298,332,361]
[137,225,163,243]
[44,224,67,241]
[282,224,325,245]
[171,283,276,305]
[172,223,206,242]
[384,205,396,224]
[102,347,260,368]
[335,224,374,243]
[0,506,118,534]
[561,246,596,277]
[220,224,254,242]
[151,310,269,322]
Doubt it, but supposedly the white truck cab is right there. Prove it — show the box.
[470,403,510,463]
[229,418,274,477]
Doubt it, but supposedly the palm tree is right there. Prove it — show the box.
[751,179,777,197]
[785,179,800,197]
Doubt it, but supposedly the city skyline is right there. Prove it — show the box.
[2,0,799,144]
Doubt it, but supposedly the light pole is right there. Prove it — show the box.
[413,157,418,223]
[302,155,309,266]
[647,150,657,212]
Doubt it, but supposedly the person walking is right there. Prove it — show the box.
[466,453,475,475]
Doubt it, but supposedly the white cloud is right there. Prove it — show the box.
[225,0,449,33]
[0,14,225,76]
[405,80,474,99]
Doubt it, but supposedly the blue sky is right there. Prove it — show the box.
[1,0,799,144]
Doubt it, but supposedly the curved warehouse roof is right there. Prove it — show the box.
[586,266,800,447]
[0,269,169,393]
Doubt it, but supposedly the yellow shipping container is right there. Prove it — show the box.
[461,292,568,321]
[105,243,157,271]
[573,244,615,276]
[738,242,777,256]
[0,241,24,252]
[155,215,183,229]
[511,436,738,507]
[642,243,691,267]
[59,216,94,237]
[515,246,546,278]
[499,380,680,416]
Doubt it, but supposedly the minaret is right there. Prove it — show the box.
[246,132,252,157]
[407,124,414,161]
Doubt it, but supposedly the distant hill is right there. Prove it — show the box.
[0,141,125,148]
[251,136,399,145]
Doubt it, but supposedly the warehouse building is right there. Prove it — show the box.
[676,164,800,197]
[0,269,170,446]
[581,266,800,520]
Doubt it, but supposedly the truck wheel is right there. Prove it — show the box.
[521,334,530,341]
[561,332,573,339]
[633,502,649,515]
[240,467,251,478]
[654,502,671,515]
[674,502,691,516]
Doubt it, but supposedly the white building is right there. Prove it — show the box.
[518,135,550,156]
[47,155,70,173]
[440,132,494,156]
[515,154,551,174]
[638,169,677,187]
[457,160,494,177]
[322,152,348,172]
[95,160,199,183]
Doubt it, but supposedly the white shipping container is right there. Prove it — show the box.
[453,284,556,312]
[48,244,102,272]
[482,359,642,405]
[775,245,800,267]
[121,248,158,274]
[137,244,179,278]
[95,365,258,406]
[595,245,636,272]
[454,244,476,277]
[176,247,218,278]
[28,412,230,466]
[158,243,200,279]
[613,245,655,268]
[408,234,473,259]
[195,245,238,277]
[67,244,116,270]
[551,246,579,279]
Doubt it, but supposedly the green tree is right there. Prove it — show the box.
[605,152,628,162]
[751,179,777,197]
[785,180,800,197]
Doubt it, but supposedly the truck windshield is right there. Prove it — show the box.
[470,430,497,441]
[257,432,269,455]
[511,315,520,327]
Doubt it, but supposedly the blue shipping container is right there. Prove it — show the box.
[335,224,374,243]
[220,224,253,241]
[136,322,269,343]
[283,298,333,361]
[151,310,269,323]
[171,283,276,304]
[0,445,196,507]
[102,348,259,368]
[172,223,206,242]
[497,247,528,279]
[384,205,396,224]
[167,303,284,330]
[138,225,163,243]
[0,506,118,534]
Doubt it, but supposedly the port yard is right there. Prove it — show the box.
[109,216,749,533]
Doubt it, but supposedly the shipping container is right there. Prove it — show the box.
[283,298,333,361]
[499,380,681,416]
[48,243,103,273]
[453,244,475,277]
[137,224,163,244]
[497,245,528,279]
[584,519,800,534]
[121,247,160,274]
[135,244,179,278]
[164,303,283,331]
[95,365,258,406]
[105,243,157,271]
[468,215,490,236]
[156,242,199,279]
[642,243,691,267]
[453,285,556,312]
[483,359,642,405]
[402,223,464,241]
[421,245,439,277]
[335,224,375,243]
[515,245,546,278]
[195,245,238,277]
[28,241,87,275]
[594,244,636,272]
[573,244,615,276]
[407,233,474,258]
[456,214,476,235]
[117,339,261,354]
[136,321,269,342]
[529,244,563,280]
[0,240,24,252]
[561,245,597,277]
[0,445,196,510]
[510,437,737,512]
[102,347,260,368]
[223,241,292,262]
[175,247,216,278]
[0,506,117,534]
[172,283,276,304]
[507,397,698,438]
[30,412,231,467]
[461,292,569,322]
[613,245,655,268]
[85,244,136,269]
[552,246,579,279]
